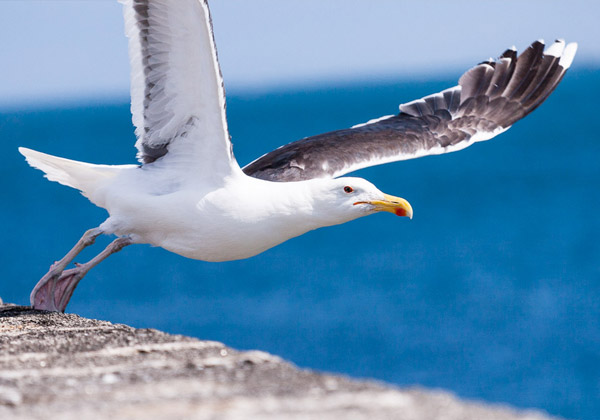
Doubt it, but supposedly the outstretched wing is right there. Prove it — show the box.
[243,40,577,182]
[120,0,237,176]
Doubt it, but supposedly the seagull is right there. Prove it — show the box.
[19,0,576,312]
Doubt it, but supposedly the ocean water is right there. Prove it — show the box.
[1,68,599,419]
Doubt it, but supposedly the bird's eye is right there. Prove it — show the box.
[343,186,354,193]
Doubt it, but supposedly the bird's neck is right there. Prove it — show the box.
[232,176,351,234]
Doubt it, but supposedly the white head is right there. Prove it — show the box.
[216,175,413,256]
[304,177,413,227]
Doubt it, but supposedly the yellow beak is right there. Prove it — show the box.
[354,194,413,218]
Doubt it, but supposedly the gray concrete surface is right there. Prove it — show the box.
[0,303,560,419]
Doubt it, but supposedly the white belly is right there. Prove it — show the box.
[100,180,319,262]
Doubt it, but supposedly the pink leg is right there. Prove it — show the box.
[31,230,132,312]
[30,228,102,310]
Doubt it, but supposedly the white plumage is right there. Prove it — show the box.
[19,0,575,312]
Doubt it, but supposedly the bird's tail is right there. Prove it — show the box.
[18,147,134,201]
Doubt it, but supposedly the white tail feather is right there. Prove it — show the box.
[18,147,134,200]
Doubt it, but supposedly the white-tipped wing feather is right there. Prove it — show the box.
[121,0,236,177]
[243,40,577,181]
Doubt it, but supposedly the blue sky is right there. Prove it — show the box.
[0,0,598,106]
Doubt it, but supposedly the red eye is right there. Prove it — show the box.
[344,186,354,193]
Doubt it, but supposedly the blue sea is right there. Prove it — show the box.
[1,68,599,420]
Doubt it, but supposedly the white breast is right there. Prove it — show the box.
[99,170,323,262]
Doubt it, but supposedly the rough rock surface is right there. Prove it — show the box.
[0,303,560,420]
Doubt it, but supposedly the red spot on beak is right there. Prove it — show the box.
[395,208,408,217]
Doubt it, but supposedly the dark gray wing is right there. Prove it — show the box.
[243,40,577,182]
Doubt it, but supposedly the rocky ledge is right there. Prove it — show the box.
[0,303,559,420]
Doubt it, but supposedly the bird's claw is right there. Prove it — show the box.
[30,267,85,312]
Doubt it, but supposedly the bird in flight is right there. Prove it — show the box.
[19,0,576,312]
